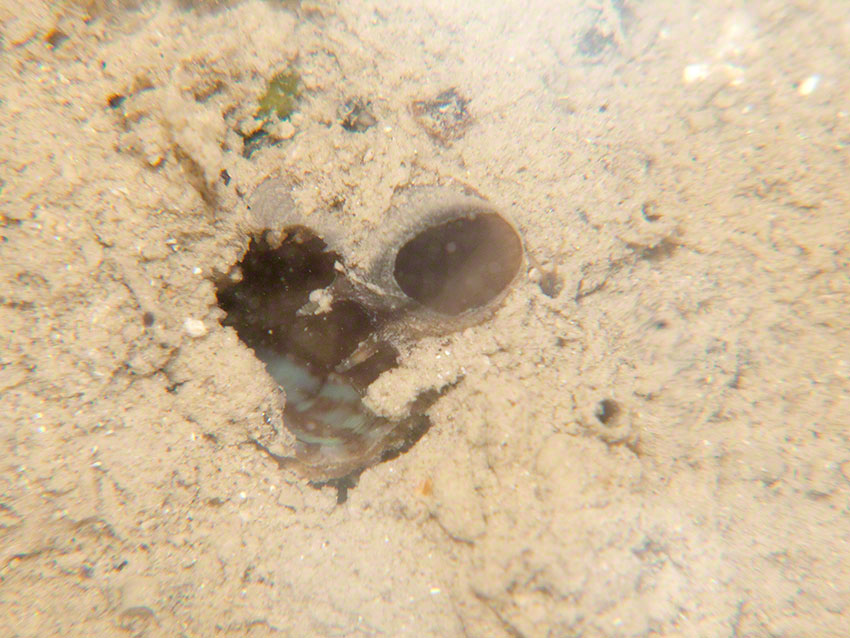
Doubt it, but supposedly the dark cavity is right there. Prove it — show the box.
[216,229,425,489]
[393,212,523,315]
[215,199,522,494]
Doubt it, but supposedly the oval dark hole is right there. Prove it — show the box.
[595,399,621,427]
[393,211,522,316]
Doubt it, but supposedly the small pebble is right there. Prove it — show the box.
[270,120,296,140]
[798,74,821,96]
[183,318,207,338]
[308,288,334,314]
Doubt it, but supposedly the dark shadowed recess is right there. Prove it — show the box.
[216,204,522,500]
[393,211,523,316]
[216,230,420,502]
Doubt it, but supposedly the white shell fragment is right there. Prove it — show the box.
[798,74,821,96]
[183,317,208,338]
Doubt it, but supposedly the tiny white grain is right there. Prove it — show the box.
[183,318,207,338]
[683,63,710,83]
[798,74,821,96]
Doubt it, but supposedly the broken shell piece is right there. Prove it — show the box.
[183,317,207,338]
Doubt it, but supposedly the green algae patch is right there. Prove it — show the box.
[257,69,300,120]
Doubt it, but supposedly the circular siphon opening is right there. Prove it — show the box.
[594,399,621,427]
[392,210,523,316]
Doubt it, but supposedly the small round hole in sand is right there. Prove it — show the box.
[594,399,621,427]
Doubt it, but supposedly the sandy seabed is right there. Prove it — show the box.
[1,1,849,636]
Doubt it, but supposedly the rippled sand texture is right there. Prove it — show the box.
[1,0,849,636]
